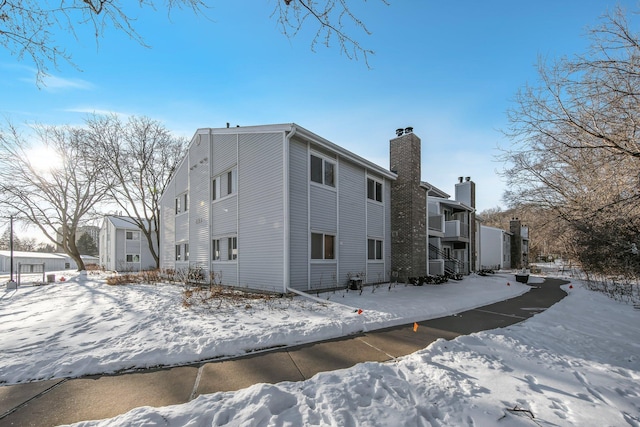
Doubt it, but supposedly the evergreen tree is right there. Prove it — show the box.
[77,233,98,256]
[0,226,20,251]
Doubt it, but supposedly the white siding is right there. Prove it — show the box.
[310,185,337,233]
[289,138,309,291]
[367,263,386,283]
[211,197,237,236]
[210,262,238,286]
[211,133,237,174]
[310,263,337,290]
[338,160,366,287]
[367,202,384,238]
[174,156,189,195]
[237,132,285,292]
[160,184,176,270]
[384,180,391,281]
[189,132,211,269]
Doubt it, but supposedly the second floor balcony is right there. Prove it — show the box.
[428,214,444,235]
[444,219,469,242]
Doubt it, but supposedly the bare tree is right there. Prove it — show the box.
[0,0,207,83]
[500,6,640,275]
[1,0,385,84]
[84,114,186,269]
[273,0,389,67]
[0,121,110,270]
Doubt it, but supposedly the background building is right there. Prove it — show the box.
[99,216,157,272]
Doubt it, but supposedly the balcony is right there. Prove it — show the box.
[429,259,445,275]
[443,220,469,242]
[428,214,444,235]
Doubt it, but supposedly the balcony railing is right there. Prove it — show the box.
[444,220,469,240]
[429,260,445,275]
[428,214,444,233]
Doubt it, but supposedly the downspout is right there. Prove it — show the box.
[283,125,296,294]
[424,184,432,276]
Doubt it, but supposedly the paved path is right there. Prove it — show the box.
[0,278,568,426]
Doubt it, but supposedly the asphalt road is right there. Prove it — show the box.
[0,277,569,426]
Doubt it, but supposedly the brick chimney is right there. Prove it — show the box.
[510,217,523,269]
[455,177,477,271]
[390,128,427,282]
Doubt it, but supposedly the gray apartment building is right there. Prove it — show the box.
[159,123,396,293]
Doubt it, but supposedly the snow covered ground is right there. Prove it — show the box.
[0,270,527,385]
[2,270,640,426]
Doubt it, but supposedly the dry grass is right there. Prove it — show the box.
[181,285,281,310]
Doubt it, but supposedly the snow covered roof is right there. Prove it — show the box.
[0,251,69,259]
[480,224,512,235]
[428,196,473,212]
[421,181,450,199]
[104,215,148,230]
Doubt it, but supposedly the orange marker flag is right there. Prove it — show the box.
[357,309,363,315]
[413,322,419,332]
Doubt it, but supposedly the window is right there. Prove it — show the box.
[368,239,383,260]
[324,162,334,187]
[311,233,335,260]
[367,178,383,202]
[228,237,237,260]
[212,239,220,260]
[310,155,323,184]
[212,168,237,201]
[126,231,140,240]
[126,254,140,262]
[175,243,188,261]
[310,154,335,187]
[175,192,188,214]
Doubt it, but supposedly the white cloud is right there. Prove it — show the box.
[16,75,94,92]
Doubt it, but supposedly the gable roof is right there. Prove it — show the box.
[421,181,450,198]
[0,251,69,259]
[190,123,397,181]
[104,215,152,230]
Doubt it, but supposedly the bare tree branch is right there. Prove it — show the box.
[0,120,111,270]
[84,114,187,268]
[500,6,640,275]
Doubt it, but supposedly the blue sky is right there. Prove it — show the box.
[1,0,638,213]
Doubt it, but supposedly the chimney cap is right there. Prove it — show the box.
[404,126,413,133]
[465,176,471,182]
[458,176,463,183]
[395,128,404,137]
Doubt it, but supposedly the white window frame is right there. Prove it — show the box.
[126,231,140,240]
[367,178,383,203]
[212,167,237,202]
[367,238,383,261]
[311,232,336,260]
[228,236,237,261]
[212,178,218,201]
[212,239,220,261]
[126,254,140,263]
[176,191,188,214]
[310,154,336,188]
[175,243,188,262]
